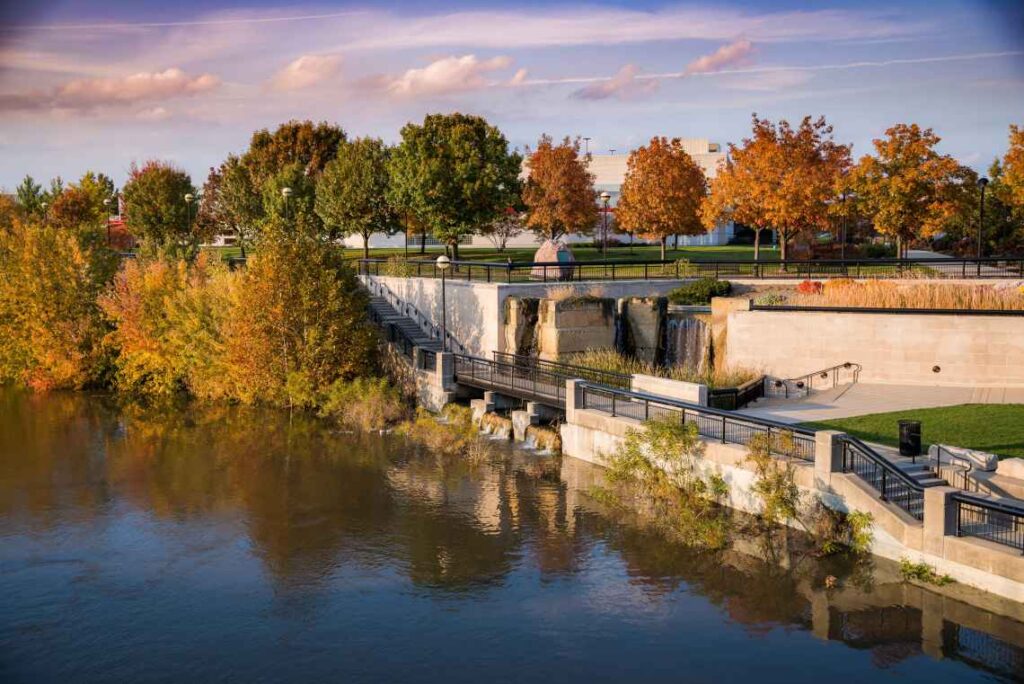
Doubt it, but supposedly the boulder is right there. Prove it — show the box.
[997,458,1024,481]
[531,240,575,281]
[928,444,999,472]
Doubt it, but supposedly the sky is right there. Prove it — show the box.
[0,0,1022,190]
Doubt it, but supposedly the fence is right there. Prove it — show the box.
[492,352,632,390]
[359,256,1024,283]
[841,436,925,520]
[954,494,1024,554]
[707,375,765,410]
[578,383,816,461]
[453,354,567,405]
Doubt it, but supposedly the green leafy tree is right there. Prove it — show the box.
[241,120,346,191]
[196,155,263,257]
[121,160,199,253]
[47,171,116,231]
[261,163,318,230]
[316,137,399,258]
[389,113,521,258]
[15,176,44,218]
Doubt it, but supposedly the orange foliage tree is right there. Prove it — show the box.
[849,123,969,257]
[616,137,707,259]
[1001,124,1024,215]
[522,135,599,241]
[703,114,850,261]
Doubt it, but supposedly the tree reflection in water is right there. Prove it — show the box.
[1,387,1023,682]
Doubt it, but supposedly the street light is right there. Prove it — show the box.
[435,255,451,352]
[40,201,47,224]
[184,193,195,235]
[281,186,293,219]
[600,191,611,257]
[976,176,988,276]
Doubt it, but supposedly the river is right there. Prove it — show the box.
[1,389,1022,683]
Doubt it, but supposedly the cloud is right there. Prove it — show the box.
[136,106,172,120]
[684,39,754,75]
[510,68,529,86]
[572,64,658,101]
[0,67,220,113]
[384,54,513,98]
[270,54,342,91]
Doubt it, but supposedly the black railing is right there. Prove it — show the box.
[359,256,1024,282]
[366,278,466,353]
[453,354,567,405]
[954,493,1024,554]
[841,436,925,520]
[384,321,416,361]
[492,352,632,389]
[708,375,765,410]
[579,383,816,461]
[768,362,862,399]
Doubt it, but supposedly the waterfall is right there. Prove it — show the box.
[664,312,711,374]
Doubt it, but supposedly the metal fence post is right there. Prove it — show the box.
[611,393,617,417]
[721,415,727,444]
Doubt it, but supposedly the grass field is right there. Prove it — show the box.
[203,243,780,263]
[801,404,1024,459]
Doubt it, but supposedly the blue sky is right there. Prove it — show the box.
[0,0,1022,189]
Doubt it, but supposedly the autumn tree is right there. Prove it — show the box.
[616,137,707,259]
[703,114,850,261]
[316,137,399,258]
[388,113,520,258]
[121,160,199,253]
[15,176,44,219]
[1000,124,1024,217]
[47,171,115,231]
[849,124,968,257]
[522,135,598,242]
[241,120,346,190]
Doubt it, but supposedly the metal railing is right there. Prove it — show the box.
[453,354,567,405]
[768,362,862,399]
[359,256,1024,282]
[841,436,925,520]
[491,352,632,389]
[954,493,1024,554]
[366,278,466,354]
[578,383,816,461]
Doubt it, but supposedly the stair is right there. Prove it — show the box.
[368,296,442,351]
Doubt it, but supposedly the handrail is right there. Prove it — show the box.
[840,434,925,520]
[769,362,861,399]
[492,352,632,389]
[366,278,466,354]
[453,353,567,404]
[952,491,1024,554]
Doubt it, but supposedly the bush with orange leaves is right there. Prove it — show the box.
[0,218,118,390]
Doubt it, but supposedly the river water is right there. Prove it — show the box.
[1,389,1022,683]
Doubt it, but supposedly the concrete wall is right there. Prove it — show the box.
[726,307,1024,387]
[364,275,685,357]
[631,374,708,406]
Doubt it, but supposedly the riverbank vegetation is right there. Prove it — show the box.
[789,278,1024,311]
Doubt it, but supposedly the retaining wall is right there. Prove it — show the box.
[724,302,1024,387]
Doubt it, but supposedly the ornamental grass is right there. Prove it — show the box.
[791,279,1024,311]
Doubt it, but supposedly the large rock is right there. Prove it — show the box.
[997,458,1024,480]
[928,444,999,472]
[531,240,575,281]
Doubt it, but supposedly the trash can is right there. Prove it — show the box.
[898,420,922,458]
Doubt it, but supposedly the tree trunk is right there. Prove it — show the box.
[420,232,426,255]
[674,234,679,250]
[753,228,761,262]
[780,229,788,270]
[363,233,370,260]
[660,235,667,261]
[452,240,459,261]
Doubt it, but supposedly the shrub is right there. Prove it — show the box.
[796,280,823,295]
[381,255,415,277]
[899,558,954,586]
[399,405,491,461]
[754,292,786,306]
[746,432,801,528]
[320,377,408,431]
[0,219,118,390]
[860,242,896,259]
[667,278,731,305]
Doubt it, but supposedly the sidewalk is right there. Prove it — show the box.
[738,382,1024,425]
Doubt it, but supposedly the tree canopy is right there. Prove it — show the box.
[522,135,598,242]
[616,137,707,259]
[241,120,346,190]
[388,113,521,257]
[316,137,399,258]
[121,160,199,252]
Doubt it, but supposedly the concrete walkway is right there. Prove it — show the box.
[738,382,1024,425]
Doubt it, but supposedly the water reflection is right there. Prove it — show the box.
[1,388,1022,683]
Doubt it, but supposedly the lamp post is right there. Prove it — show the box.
[436,255,450,352]
[281,186,293,219]
[40,201,47,224]
[840,191,847,261]
[103,197,112,246]
[184,193,195,236]
[976,176,988,276]
[600,191,611,257]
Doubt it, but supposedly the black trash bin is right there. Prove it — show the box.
[898,420,922,458]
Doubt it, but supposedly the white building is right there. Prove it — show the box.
[343,137,733,250]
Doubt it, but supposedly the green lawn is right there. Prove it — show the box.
[202,244,779,264]
[801,404,1024,459]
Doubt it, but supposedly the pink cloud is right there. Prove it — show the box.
[572,64,658,101]
[684,39,754,75]
[0,68,221,112]
[384,54,513,98]
[270,54,342,91]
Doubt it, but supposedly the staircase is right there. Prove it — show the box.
[368,296,442,352]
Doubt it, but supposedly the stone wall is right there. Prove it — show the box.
[725,304,1024,387]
